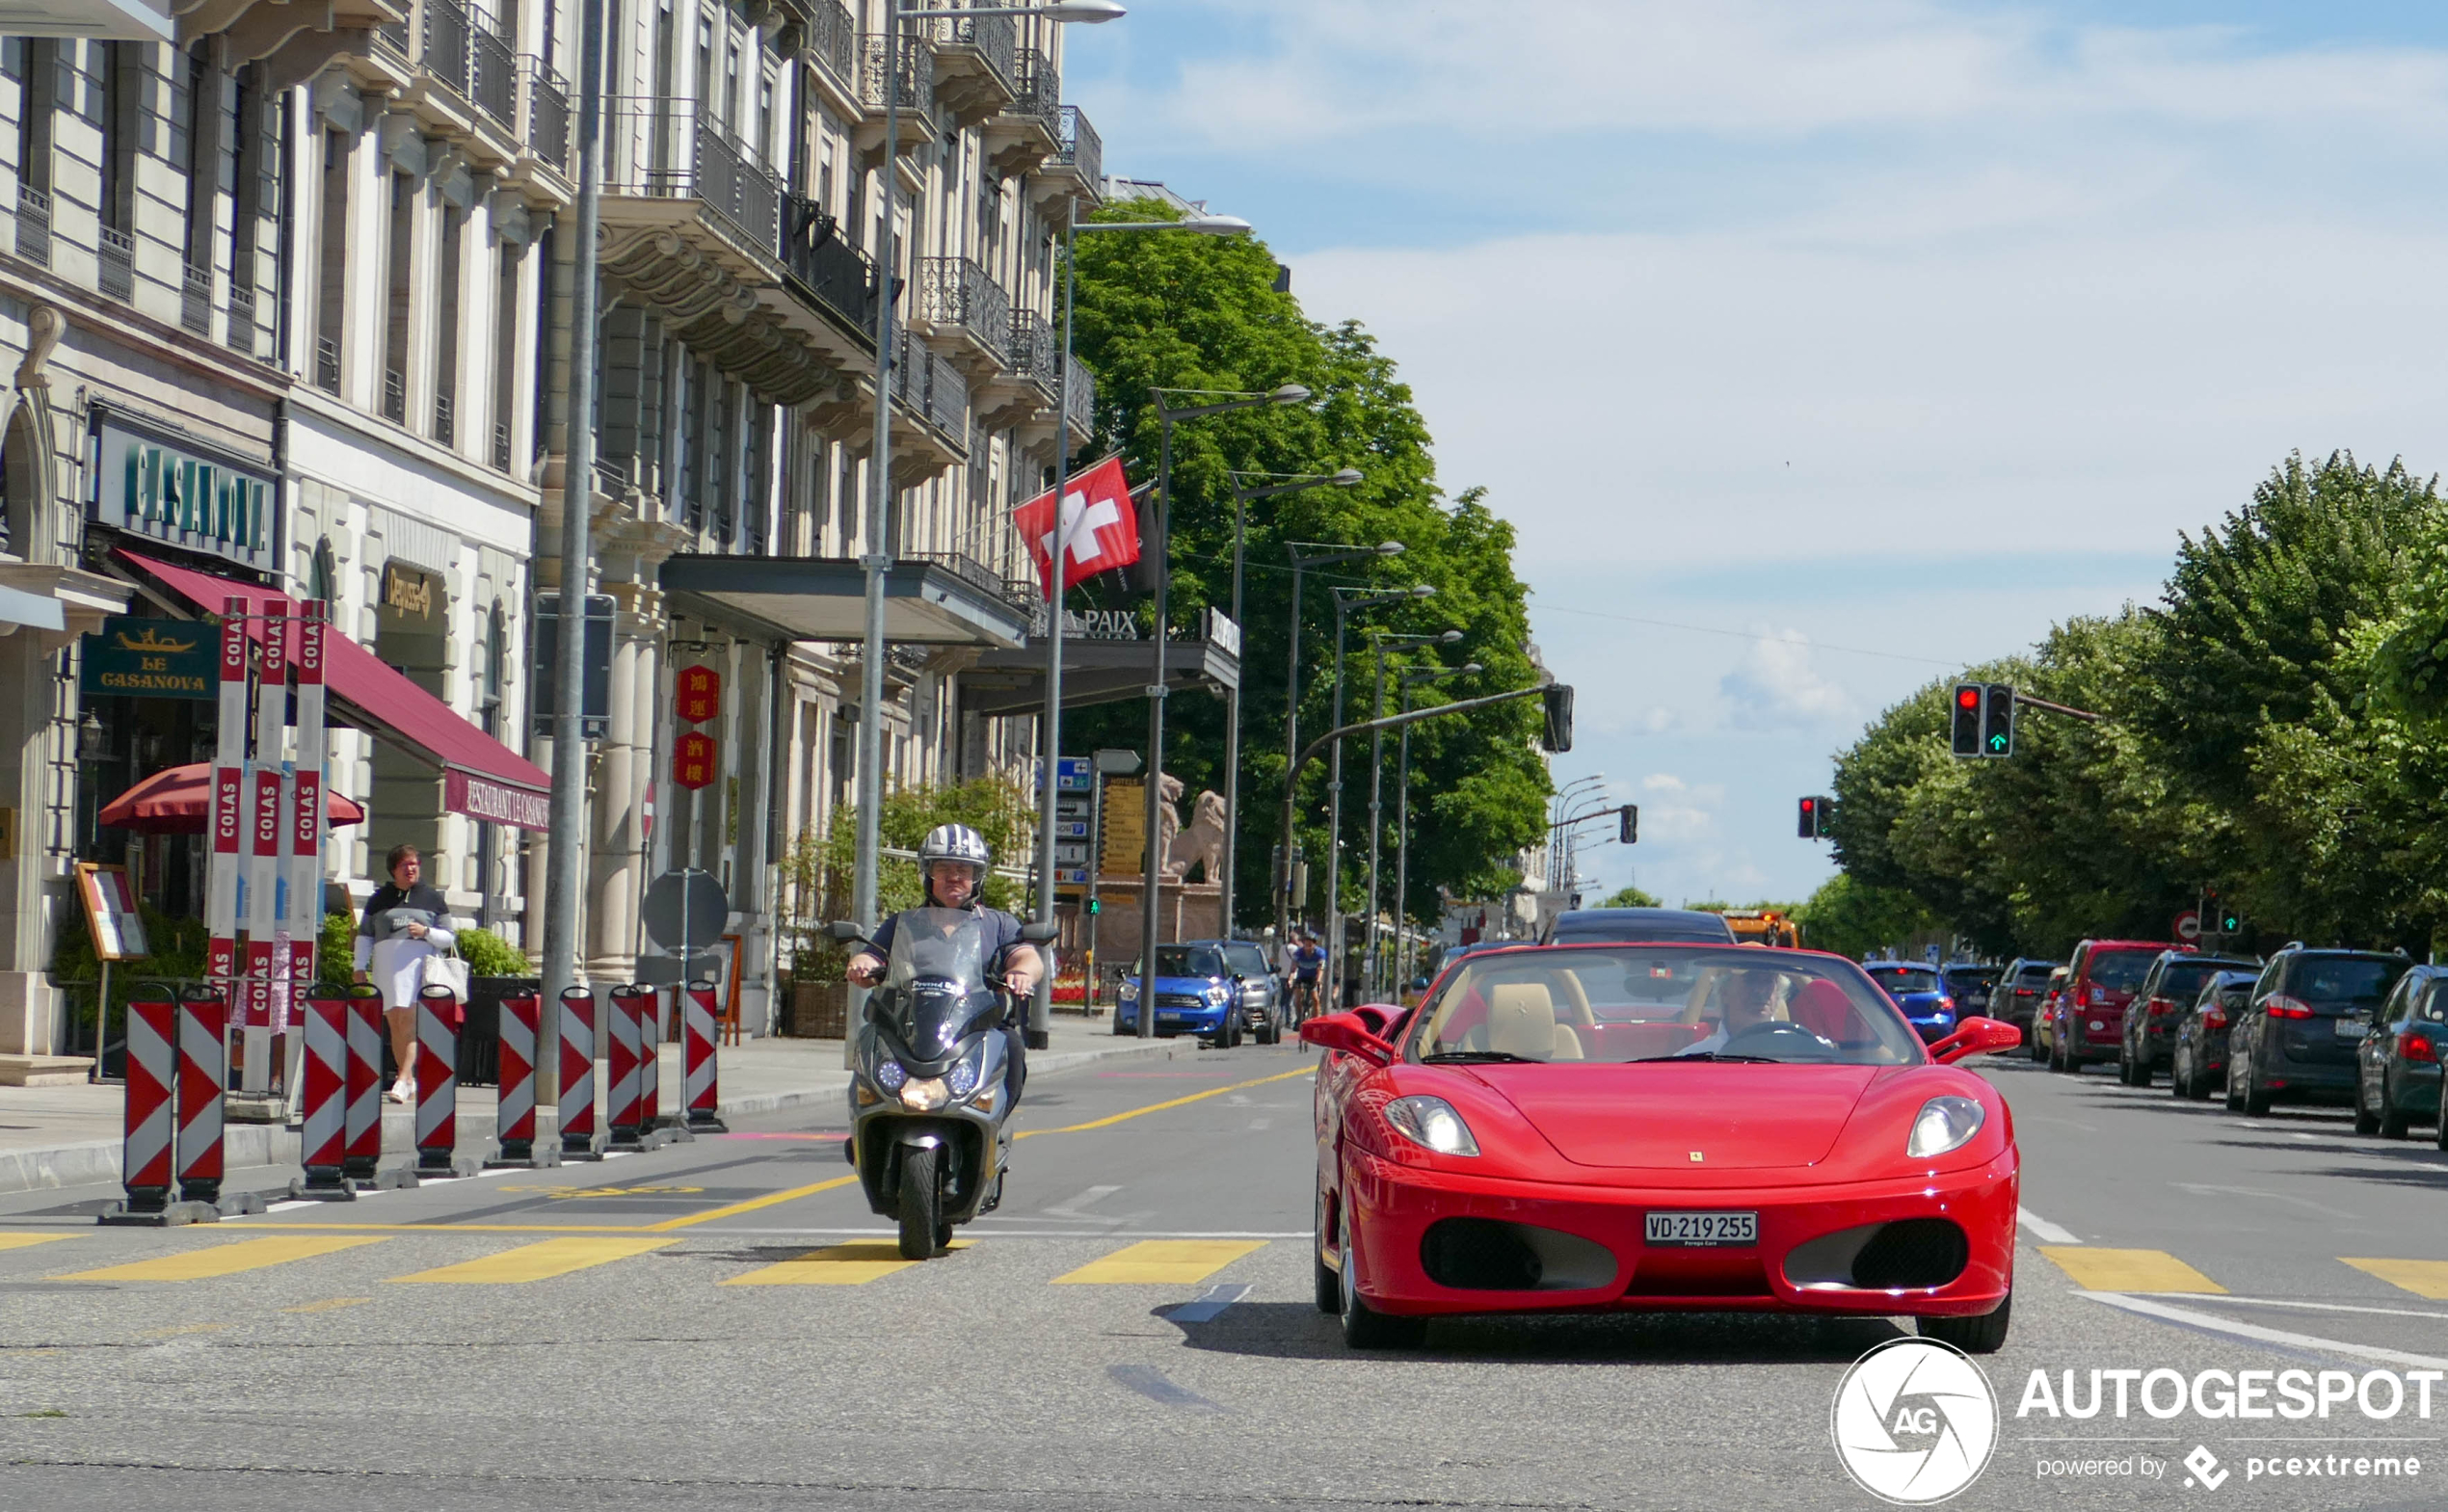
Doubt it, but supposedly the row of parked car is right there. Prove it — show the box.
[1965,938,2443,1142]
[1109,939,1291,1047]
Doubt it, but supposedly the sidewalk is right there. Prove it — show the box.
[0,1009,1184,1195]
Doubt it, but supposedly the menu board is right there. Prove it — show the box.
[75,862,148,962]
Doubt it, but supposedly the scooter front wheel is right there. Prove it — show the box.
[897,1144,944,1260]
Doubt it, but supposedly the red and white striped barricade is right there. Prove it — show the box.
[556,987,602,1160]
[484,991,557,1168]
[682,983,726,1133]
[173,989,227,1206]
[341,986,407,1187]
[291,993,355,1200]
[639,984,679,1140]
[605,983,646,1152]
[412,984,473,1178]
[101,996,215,1226]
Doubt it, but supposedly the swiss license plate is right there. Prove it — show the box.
[2336,1018,2369,1041]
[1644,1210,1758,1248]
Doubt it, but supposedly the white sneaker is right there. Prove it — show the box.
[386,1076,412,1103]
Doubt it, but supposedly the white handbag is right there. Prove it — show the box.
[422,944,471,998]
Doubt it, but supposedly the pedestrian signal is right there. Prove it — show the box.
[1085,897,1101,915]
[1951,684,1982,756]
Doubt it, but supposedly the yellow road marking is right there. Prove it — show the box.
[2342,1258,2448,1299]
[1054,1239,1266,1285]
[137,1323,229,1340]
[721,1238,971,1286]
[386,1237,675,1284]
[0,1233,77,1252]
[642,1177,862,1232]
[60,1235,386,1282]
[282,1297,371,1313]
[1019,1067,1314,1139]
[2041,1246,2226,1294]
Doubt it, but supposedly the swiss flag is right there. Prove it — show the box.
[1014,456,1139,596]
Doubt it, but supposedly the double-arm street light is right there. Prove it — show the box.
[1274,539,1402,958]
[1027,199,1247,1048]
[1133,384,1311,1037]
[1322,582,1435,1008]
[1364,628,1463,996]
[1216,470,1360,941]
[841,0,1124,1004]
[1393,658,1480,994]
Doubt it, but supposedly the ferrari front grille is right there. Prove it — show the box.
[1849,1218,1970,1289]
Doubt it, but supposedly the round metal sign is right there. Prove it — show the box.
[643,869,730,951]
[2173,910,2201,942]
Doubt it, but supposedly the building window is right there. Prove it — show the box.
[492,238,520,470]
[308,538,335,605]
[381,171,414,423]
[314,128,348,392]
[434,201,464,445]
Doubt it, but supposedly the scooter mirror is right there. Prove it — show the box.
[1019,921,1060,944]
[823,920,869,944]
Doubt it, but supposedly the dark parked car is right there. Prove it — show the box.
[1540,908,1737,945]
[2051,938,2190,1073]
[1864,960,1957,1043]
[1941,963,2001,1019]
[2028,966,2071,1062]
[2227,947,2411,1115]
[2119,951,2260,1086]
[1993,958,2060,1044]
[2169,969,2256,1100]
[2355,965,2448,1139]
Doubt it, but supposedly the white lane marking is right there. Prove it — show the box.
[2018,1206,2081,1245]
[2079,1291,2448,1370]
[1167,1283,1252,1324]
[1249,1118,1271,1131]
[2194,1295,2448,1325]
[265,1200,317,1213]
[2174,1182,2359,1220]
[1040,1184,1123,1220]
[2290,1132,2323,1143]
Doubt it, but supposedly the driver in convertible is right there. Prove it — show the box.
[1678,967,1782,1055]
[846,823,1048,1101]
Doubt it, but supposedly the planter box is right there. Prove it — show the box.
[458,975,543,1086]
[788,980,849,1039]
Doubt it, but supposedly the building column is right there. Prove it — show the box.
[584,598,659,980]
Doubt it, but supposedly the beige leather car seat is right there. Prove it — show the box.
[1487,982,1583,1061]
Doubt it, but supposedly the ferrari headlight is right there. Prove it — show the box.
[1383,1095,1479,1156]
[873,1058,908,1094]
[1907,1096,1985,1158]
[899,1077,950,1112]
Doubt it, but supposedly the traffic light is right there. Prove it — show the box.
[1085,897,1101,915]
[1982,683,2015,756]
[1798,795,1834,839]
[1951,684,1982,756]
[2221,908,2241,935]
[1619,805,1638,844]
[1539,684,1575,754]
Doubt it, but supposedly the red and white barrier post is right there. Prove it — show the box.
[485,991,556,1168]
[341,985,406,1186]
[605,983,645,1152]
[173,988,244,1211]
[292,992,354,1200]
[413,983,472,1179]
[682,982,726,1133]
[102,996,215,1226]
[557,986,601,1160]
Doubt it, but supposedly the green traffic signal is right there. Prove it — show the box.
[1086,897,1101,915]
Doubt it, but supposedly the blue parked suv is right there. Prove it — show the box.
[1113,943,1256,1047]
[1865,960,1958,1044]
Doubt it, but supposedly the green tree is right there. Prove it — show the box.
[1602,884,1661,908]
[1796,874,1937,962]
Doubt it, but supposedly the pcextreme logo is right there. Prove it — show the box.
[1831,1338,2000,1504]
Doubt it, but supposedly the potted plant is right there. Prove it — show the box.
[454,926,537,1085]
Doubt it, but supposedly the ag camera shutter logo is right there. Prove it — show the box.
[1831,1338,2000,1504]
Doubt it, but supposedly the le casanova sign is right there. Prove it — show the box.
[93,411,275,572]
[80,617,215,700]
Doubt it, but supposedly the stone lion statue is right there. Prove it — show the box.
[1166,788,1227,882]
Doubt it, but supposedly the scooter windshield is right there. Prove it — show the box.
[885,907,993,1055]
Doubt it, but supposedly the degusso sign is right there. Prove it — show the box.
[93,412,275,571]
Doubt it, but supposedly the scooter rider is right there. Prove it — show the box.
[846,824,1047,1102]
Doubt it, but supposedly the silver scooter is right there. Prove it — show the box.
[828,911,1057,1259]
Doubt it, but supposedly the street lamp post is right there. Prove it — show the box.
[848,0,1124,974]
[1217,471,1359,942]
[1323,582,1433,1009]
[1028,202,1248,1047]
[1135,384,1310,1037]
[1394,658,1478,995]
[1362,628,1460,997]
[1274,540,1401,961]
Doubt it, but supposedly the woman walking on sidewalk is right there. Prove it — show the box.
[353,844,457,1103]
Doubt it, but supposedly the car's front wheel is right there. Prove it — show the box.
[1920,1289,2011,1355]
[1339,1232,1425,1349]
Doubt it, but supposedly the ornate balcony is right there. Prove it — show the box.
[853,31,938,165]
[976,305,1056,432]
[984,45,1060,175]
[520,57,570,172]
[796,0,861,119]
[918,254,1010,377]
[343,0,520,168]
[928,3,1017,128]
[1029,104,1102,219]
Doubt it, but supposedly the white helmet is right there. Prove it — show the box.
[918,823,991,900]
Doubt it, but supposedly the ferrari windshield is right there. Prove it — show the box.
[1415,946,1925,1066]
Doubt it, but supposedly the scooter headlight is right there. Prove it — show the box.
[946,1039,988,1101]
[899,1077,950,1112]
[873,1058,908,1094]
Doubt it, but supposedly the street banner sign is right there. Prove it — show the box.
[677,665,722,725]
[673,731,718,790]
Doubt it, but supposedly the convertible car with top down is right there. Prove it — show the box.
[1300,942,2023,1351]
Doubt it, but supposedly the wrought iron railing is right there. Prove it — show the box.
[13,185,48,267]
[1003,46,1059,130]
[891,330,969,445]
[910,549,1017,604]
[492,421,512,471]
[423,0,472,96]
[383,367,408,424]
[806,0,856,93]
[435,387,455,445]
[97,225,133,302]
[603,96,782,256]
[374,18,409,58]
[315,335,340,392]
[784,197,878,336]
[180,262,211,334]
[860,33,934,117]
[226,285,256,356]
[1065,358,1095,436]
[1008,307,1059,394]
[932,3,1016,93]
[471,16,516,127]
[919,255,1009,364]
[1054,105,1101,194]
[522,58,570,169]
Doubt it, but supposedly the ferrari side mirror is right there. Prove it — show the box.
[1929,1016,2023,1064]
[1299,1011,1396,1067]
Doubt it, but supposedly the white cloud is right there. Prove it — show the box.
[1635,773,1723,845]
[1719,629,1852,730]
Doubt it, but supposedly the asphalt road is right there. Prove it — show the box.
[6,1038,2448,1510]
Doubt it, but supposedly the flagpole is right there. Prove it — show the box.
[1027,194,1080,1050]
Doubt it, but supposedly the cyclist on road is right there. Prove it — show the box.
[1289,930,1325,1023]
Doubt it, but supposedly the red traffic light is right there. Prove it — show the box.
[1956,687,1980,709]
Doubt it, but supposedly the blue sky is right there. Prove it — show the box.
[1061,2,2448,908]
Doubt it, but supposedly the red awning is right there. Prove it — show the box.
[101,762,365,835]
[114,549,552,831]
